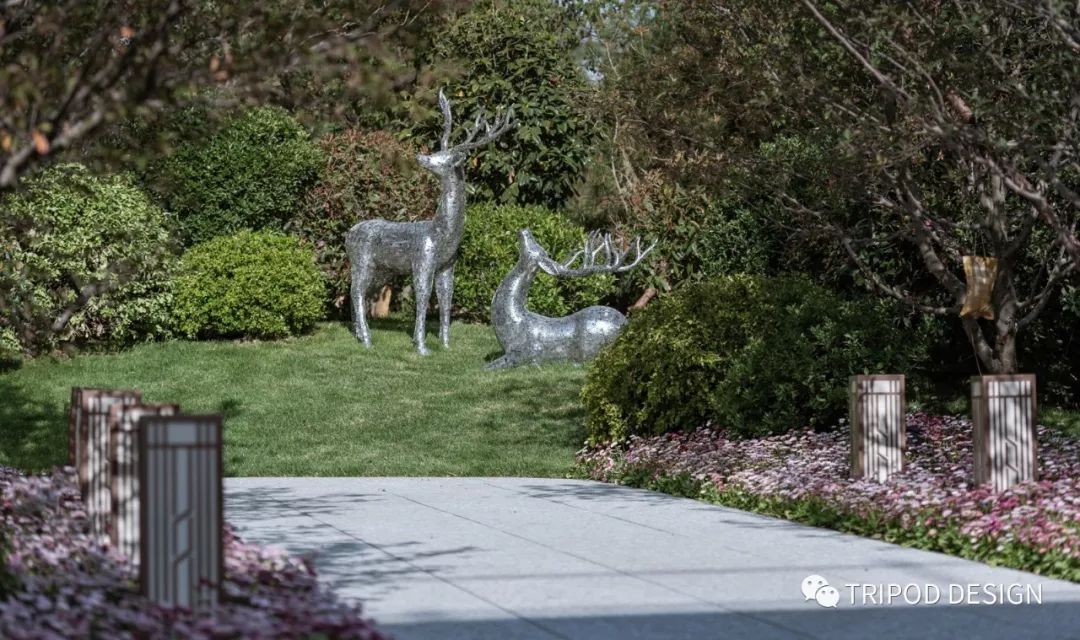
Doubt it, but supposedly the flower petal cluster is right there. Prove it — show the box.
[0,466,388,639]
[578,414,1080,578]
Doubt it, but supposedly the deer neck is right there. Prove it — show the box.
[431,167,467,250]
[492,254,537,334]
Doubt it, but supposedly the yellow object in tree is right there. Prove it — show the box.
[960,256,998,319]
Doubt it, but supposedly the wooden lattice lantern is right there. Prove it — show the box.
[971,374,1038,492]
[139,414,224,612]
[109,403,180,562]
[69,388,141,542]
[849,375,906,482]
[960,256,998,319]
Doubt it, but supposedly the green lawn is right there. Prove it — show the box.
[1043,406,1080,440]
[0,320,588,477]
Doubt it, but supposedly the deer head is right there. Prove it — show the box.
[416,89,515,177]
[525,229,656,278]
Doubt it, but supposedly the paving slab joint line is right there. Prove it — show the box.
[390,490,817,640]
[480,480,807,563]
[479,479,689,537]
[252,488,573,640]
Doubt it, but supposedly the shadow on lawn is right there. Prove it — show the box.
[0,376,67,471]
[351,316,448,340]
[479,376,588,448]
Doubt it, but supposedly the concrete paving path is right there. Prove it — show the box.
[225,477,1080,639]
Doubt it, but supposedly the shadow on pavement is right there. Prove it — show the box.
[226,484,480,604]
[382,601,1080,640]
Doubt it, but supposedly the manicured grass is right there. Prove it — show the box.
[1043,406,1080,440]
[0,320,587,477]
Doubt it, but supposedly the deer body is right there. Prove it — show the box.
[345,91,511,354]
[486,229,652,370]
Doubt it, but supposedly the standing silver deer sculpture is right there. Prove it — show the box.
[486,229,655,369]
[345,90,513,354]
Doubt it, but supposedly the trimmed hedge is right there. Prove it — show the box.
[0,164,176,354]
[174,231,325,340]
[581,274,931,443]
[454,203,615,321]
[153,106,322,245]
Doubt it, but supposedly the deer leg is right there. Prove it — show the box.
[413,258,435,356]
[435,264,454,348]
[350,263,372,347]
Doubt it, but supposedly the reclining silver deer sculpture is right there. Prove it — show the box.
[346,90,513,354]
[486,229,655,369]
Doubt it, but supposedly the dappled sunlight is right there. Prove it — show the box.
[0,378,68,471]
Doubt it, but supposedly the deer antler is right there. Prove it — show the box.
[453,104,515,152]
[545,232,656,277]
[438,89,453,151]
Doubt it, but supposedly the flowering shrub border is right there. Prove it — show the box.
[0,466,388,639]
[578,413,1080,582]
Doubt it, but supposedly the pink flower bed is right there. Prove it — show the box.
[578,413,1080,580]
[0,465,388,639]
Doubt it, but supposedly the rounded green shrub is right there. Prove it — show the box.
[174,231,325,339]
[454,203,616,322]
[581,275,932,443]
[0,164,176,354]
[152,106,322,245]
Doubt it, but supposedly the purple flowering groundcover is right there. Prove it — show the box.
[0,465,388,639]
[578,413,1080,582]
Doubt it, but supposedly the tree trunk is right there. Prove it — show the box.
[369,285,392,318]
[629,287,657,312]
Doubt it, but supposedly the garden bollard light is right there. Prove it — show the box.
[849,375,906,482]
[971,374,1037,492]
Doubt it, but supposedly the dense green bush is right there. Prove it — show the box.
[152,107,322,245]
[572,141,856,297]
[0,327,21,370]
[581,275,932,443]
[620,178,774,292]
[173,231,325,340]
[454,203,616,322]
[0,164,176,354]
[410,0,594,208]
[289,129,438,312]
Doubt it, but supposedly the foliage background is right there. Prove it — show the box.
[453,203,615,321]
[582,275,934,443]
[402,0,596,209]
[149,107,323,246]
[0,164,176,355]
[290,129,439,313]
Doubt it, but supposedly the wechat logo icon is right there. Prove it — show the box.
[802,574,840,608]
